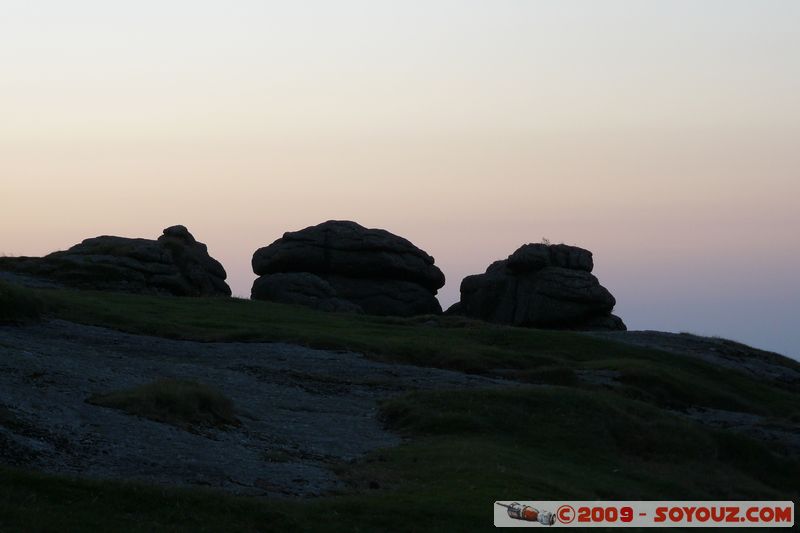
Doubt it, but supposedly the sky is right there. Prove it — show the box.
[1,1,799,358]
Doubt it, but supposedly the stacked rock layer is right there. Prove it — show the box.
[251,220,444,316]
[449,243,625,330]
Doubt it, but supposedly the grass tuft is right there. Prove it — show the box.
[87,379,239,431]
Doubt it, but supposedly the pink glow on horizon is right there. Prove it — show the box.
[1,1,799,357]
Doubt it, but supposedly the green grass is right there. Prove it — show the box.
[87,379,239,431]
[0,287,798,531]
[377,388,800,497]
[37,288,800,417]
[0,281,43,324]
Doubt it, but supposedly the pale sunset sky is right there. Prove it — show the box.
[1,1,798,357]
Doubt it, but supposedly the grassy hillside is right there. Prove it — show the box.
[38,289,800,418]
[1,287,798,531]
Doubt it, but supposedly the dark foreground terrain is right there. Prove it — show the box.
[0,320,503,497]
[1,284,799,531]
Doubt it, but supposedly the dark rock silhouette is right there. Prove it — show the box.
[448,242,625,330]
[251,220,444,316]
[0,226,230,297]
[251,272,361,313]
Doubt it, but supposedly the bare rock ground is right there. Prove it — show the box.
[0,320,506,496]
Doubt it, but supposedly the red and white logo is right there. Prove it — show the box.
[494,501,794,528]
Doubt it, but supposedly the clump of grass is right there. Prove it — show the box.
[0,280,43,324]
[517,365,578,385]
[88,379,239,431]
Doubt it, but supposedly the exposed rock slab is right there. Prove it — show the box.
[0,320,506,496]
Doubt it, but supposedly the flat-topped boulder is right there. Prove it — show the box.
[0,226,230,297]
[251,220,444,316]
[448,242,625,330]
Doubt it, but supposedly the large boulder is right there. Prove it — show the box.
[449,243,625,330]
[0,226,230,297]
[251,220,444,316]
